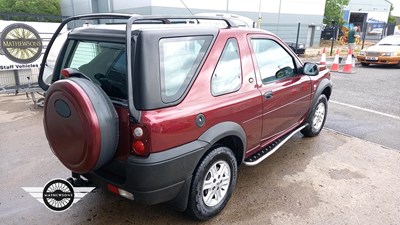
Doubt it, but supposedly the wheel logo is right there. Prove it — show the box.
[42,179,75,212]
[0,23,43,63]
[22,178,95,212]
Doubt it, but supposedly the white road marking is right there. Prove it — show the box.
[330,100,400,120]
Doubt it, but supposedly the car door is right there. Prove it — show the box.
[249,35,312,145]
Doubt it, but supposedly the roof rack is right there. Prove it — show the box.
[55,13,239,28]
[39,13,237,86]
[39,13,238,119]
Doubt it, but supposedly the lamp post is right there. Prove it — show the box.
[277,0,282,34]
[257,0,262,28]
[330,20,337,56]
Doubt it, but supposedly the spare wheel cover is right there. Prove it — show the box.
[44,77,119,173]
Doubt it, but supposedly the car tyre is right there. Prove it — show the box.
[361,62,369,67]
[186,146,237,221]
[301,94,328,137]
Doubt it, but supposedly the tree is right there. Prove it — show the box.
[323,0,350,26]
[388,3,396,24]
[0,0,61,22]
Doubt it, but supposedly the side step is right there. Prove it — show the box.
[243,124,308,166]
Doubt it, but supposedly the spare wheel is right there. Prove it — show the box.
[44,77,119,173]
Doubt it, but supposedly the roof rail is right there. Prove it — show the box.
[60,13,239,28]
[124,15,238,28]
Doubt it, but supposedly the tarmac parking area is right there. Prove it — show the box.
[1,94,400,225]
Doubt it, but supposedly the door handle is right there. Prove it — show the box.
[264,91,273,100]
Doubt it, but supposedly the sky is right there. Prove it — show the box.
[390,0,400,16]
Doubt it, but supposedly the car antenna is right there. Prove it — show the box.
[180,0,194,15]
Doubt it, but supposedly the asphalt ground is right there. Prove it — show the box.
[1,89,400,224]
[302,57,400,150]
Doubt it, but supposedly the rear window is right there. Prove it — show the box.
[159,36,212,103]
[62,40,127,100]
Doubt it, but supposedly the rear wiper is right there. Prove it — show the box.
[379,43,393,45]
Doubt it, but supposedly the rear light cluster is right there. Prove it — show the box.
[130,124,150,157]
[60,68,71,78]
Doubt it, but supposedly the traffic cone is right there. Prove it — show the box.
[319,48,326,65]
[330,49,340,72]
[342,49,354,74]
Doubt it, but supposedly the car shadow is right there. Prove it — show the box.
[360,64,400,69]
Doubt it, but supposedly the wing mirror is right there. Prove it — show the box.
[303,62,319,76]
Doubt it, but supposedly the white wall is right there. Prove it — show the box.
[113,0,152,11]
[150,0,325,16]
[347,0,391,12]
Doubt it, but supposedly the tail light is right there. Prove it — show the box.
[130,124,150,157]
[60,68,71,78]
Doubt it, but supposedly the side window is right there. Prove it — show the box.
[250,39,295,84]
[211,38,242,96]
[159,36,212,103]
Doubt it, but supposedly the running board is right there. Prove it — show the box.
[243,124,308,166]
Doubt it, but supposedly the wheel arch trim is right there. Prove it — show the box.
[198,121,247,163]
[304,78,332,128]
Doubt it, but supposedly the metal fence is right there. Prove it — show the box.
[260,22,323,47]
[0,68,42,95]
[0,13,66,22]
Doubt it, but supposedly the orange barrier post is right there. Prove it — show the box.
[342,49,354,74]
[319,48,326,65]
[330,49,340,72]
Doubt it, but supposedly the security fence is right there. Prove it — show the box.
[0,68,42,95]
[0,13,66,22]
[260,23,323,47]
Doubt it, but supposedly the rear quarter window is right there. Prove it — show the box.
[159,36,212,103]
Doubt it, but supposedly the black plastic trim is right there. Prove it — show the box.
[198,121,246,163]
[85,139,210,206]
[304,78,332,124]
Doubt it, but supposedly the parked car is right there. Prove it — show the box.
[368,28,383,35]
[195,12,255,27]
[285,41,306,54]
[39,14,332,220]
[321,28,335,40]
[357,35,400,67]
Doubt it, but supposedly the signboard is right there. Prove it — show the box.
[366,12,389,35]
[0,20,61,71]
[366,12,389,24]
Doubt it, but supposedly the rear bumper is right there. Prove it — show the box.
[82,140,210,209]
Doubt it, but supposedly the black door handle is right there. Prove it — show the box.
[264,91,273,100]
